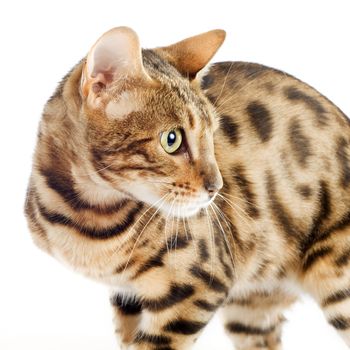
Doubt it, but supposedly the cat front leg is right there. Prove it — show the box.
[126,301,217,350]
[108,218,233,349]
[109,281,227,349]
[110,267,229,349]
[110,293,143,349]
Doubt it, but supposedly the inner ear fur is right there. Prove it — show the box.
[81,26,153,100]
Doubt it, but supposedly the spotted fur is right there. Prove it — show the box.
[25,27,350,349]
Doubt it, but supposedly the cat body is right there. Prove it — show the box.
[25,27,350,349]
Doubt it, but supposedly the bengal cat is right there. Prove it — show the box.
[25,27,350,349]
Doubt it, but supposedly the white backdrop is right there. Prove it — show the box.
[1,0,349,349]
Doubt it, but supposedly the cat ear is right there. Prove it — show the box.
[82,26,152,100]
[157,29,226,79]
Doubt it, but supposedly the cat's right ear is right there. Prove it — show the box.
[156,29,226,80]
[81,27,153,106]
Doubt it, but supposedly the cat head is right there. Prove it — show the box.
[80,27,225,217]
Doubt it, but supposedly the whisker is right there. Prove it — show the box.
[210,201,241,255]
[185,217,198,257]
[209,204,235,267]
[220,190,265,207]
[121,193,170,276]
[76,162,116,178]
[217,193,256,232]
[164,197,177,255]
[143,179,175,186]
[214,73,273,113]
[173,204,180,272]
[211,201,234,236]
[218,193,255,224]
[205,208,216,283]
[108,194,170,264]
[182,214,189,241]
[213,61,234,106]
[169,198,178,254]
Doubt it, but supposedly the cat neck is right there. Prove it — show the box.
[34,156,144,241]
[71,161,131,210]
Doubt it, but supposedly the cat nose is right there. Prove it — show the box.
[204,177,223,198]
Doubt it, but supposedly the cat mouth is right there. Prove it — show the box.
[125,183,216,218]
[187,198,214,210]
[160,197,215,218]
[161,205,200,218]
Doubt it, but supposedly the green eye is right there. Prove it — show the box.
[160,129,183,154]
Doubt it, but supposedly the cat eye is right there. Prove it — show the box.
[160,129,183,154]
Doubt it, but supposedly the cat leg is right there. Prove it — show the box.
[299,228,350,347]
[125,295,220,350]
[109,279,227,350]
[222,289,297,350]
[110,293,142,349]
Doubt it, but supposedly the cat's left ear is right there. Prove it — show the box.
[157,29,226,80]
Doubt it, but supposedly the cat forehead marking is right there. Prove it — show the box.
[105,91,142,120]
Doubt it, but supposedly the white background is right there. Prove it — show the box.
[1,0,349,349]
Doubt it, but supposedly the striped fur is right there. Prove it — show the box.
[25,28,350,349]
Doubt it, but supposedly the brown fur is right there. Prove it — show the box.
[25,28,350,349]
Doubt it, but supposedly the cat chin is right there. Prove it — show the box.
[159,199,214,218]
[125,183,213,218]
[159,205,201,219]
